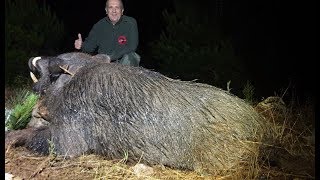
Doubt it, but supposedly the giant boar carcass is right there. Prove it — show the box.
[6,52,265,174]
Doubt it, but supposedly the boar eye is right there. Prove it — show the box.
[49,73,60,82]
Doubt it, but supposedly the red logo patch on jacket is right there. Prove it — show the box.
[118,35,127,45]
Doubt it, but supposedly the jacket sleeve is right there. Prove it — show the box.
[81,23,99,53]
[109,18,139,60]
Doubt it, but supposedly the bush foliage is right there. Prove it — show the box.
[149,2,249,95]
[6,91,39,130]
[5,0,65,86]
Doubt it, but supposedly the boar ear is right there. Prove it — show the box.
[48,57,74,76]
[48,57,65,75]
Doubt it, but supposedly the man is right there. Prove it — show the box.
[74,0,140,66]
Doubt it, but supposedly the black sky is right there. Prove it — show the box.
[44,0,316,101]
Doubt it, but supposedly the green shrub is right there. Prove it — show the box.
[5,87,32,109]
[6,91,39,130]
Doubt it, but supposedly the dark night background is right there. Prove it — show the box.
[5,0,316,103]
[2,1,317,176]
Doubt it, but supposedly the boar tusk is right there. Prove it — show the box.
[30,72,38,83]
[59,65,74,76]
[32,56,42,67]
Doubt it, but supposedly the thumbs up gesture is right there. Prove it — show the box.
[74,33,83,50]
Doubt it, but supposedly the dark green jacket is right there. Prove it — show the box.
[82,15,139,61]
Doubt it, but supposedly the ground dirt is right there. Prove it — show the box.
[5,145,315,180]
[5,146,218,180]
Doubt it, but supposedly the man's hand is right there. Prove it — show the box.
[74,33,83,50]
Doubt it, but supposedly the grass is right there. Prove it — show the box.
[242,80,255,105]
[255,96,315,179]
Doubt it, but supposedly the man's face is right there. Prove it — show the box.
[106,0,124,25]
